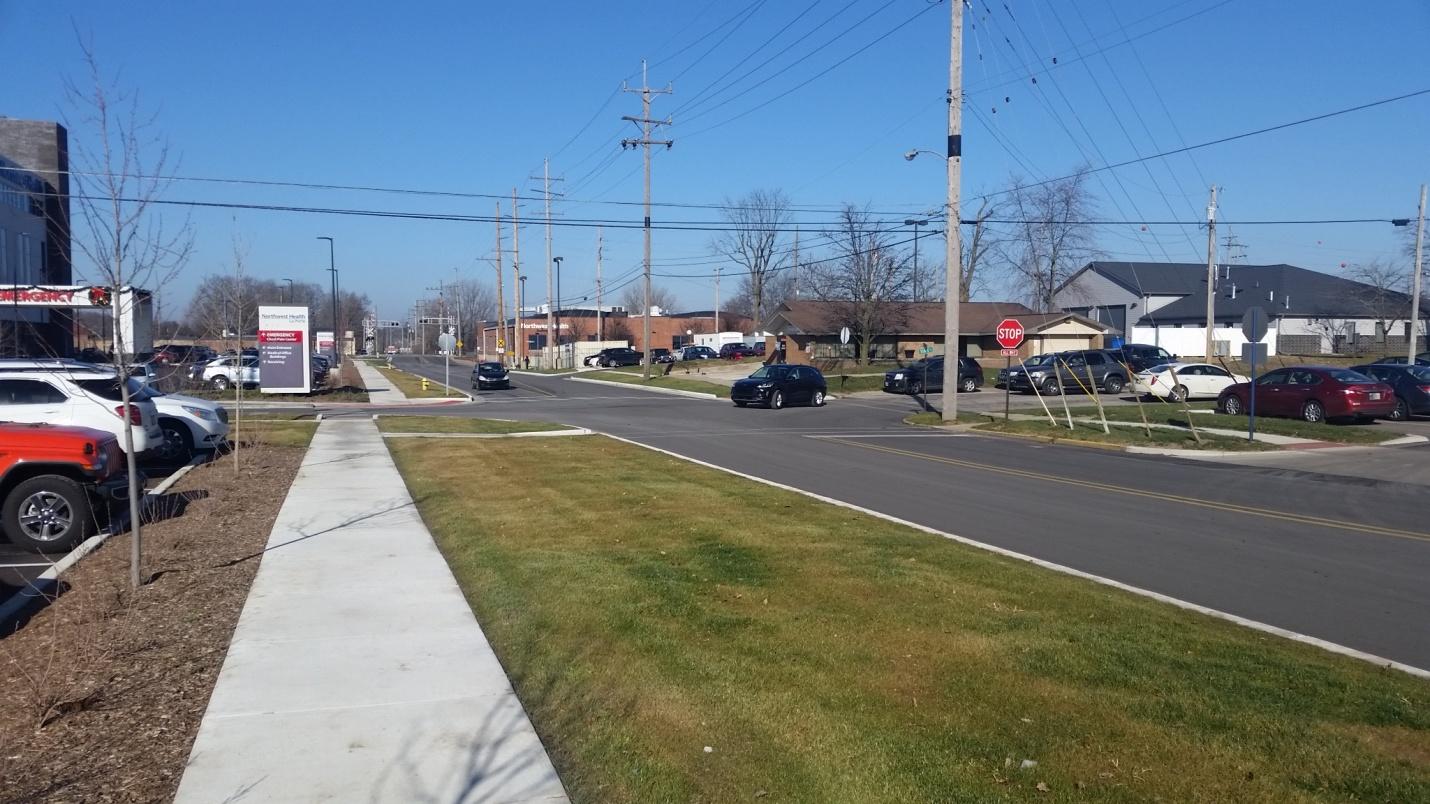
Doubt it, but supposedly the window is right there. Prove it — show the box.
[1084,352,1105,365]
[1256,370,1287,385]
[0,379,68,404]
[1205,366,1230,377]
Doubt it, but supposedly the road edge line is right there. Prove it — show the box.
[602,433,1430,680]
[568,375,720,400]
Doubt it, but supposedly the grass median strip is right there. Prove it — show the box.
[373,363,462,398]
[229,417,319,448]
[389,435,1429,803]
[589,368,730,397]
[376,415,571,434]
[1015,403,1400,445]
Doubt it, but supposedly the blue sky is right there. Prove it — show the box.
[2,0,1427,320]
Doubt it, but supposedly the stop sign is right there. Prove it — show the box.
[995,317,1025,350]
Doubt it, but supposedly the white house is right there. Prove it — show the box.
[1055,261,1423,357]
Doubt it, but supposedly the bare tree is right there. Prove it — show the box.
[996,170,1098,311]
[621,283,675,315]
[808,205,912,364]
[726,269,797,327]
[445,278,493,348]
[961,198,1002,302]
[711,189,790,326]
[66,40,193,589]
[1345,258,1411,349]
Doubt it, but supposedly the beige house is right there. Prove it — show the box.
[761,300,1111,363]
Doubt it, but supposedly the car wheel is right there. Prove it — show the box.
[156,419,194,463]
[1042,378,1061,396]
[811,389,826,407]
[769,390,784,410]
[1219,395,1242,415]
[1389,396,1409,421]
[1302,400,1325,423]
[210,375,230,391]
[959,376,977,393]
[3,475,94,553]
[908,380,923,395]
[1103,374,1125,394]
[1169,384,1189,403]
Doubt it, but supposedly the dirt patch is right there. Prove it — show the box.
[340,358,364,390]
[0,443,305,804]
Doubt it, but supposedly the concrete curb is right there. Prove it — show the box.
[1381,433,1430,446]
[380,428,594,439]
[600,433,1430,680]
[568,375,721,400]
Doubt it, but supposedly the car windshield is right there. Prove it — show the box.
[1328,369,1375,384]
[748,366,791,380]
[1408,366,1430,381]
[478,362,504,371]
[72,377,149,401]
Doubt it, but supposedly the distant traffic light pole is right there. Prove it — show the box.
[318,236,338,366]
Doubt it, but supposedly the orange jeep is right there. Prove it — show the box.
[0,423,128,552]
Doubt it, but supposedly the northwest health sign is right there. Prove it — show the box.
[258,306,312,394]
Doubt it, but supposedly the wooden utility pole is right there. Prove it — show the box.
[942,0,964,423]
[512,188,524,369]
[494,202,506,363]
[596,227,604,341]
[1410,184,1426,362]
[534,159,565,368]
[1204,185,1218,359]
[622,60,673,379]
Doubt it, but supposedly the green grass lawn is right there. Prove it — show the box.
[389,436,1429,803]
[372,364,463,398]
[376,416,572,434]
[1025,403,1402,445]
[974,416,1274,451]
[228,417,319,448]
[589,368,731,397]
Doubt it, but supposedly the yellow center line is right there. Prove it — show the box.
[822,437,1430,543]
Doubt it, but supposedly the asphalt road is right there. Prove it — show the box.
[352,356,1430,669]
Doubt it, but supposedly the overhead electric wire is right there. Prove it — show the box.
[675,0,823,114]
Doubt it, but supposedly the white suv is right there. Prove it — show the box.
[0,363,162,454]
[190,356,259,391]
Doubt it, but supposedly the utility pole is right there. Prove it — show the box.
[1204,185,1218,360]
[622,59,673,380]
[494,202,506,363]
[714,265,721,334]
[941,0,964,423]
[512,188,523,369]
[792,226,801,300]
[596,227,604,341]
[533,159,565,368]
[1410,184,1427,362]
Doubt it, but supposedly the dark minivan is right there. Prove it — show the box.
[731,364,827,409]
[883,356,982,395]
[471,361,510,390]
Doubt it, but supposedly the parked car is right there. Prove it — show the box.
[0,422,128,551]
[676,345,718,361]
[472,361,511,390]
[718,343,755,359]
[883,356,982,394]
[1007,349,1128,395]
[1114,343,1178,372]
[191,355,260,390]
[126,362,160,387]
[995,353,1053,388]
[593,347,643,367]
[731,364,827,409]
[76,347,113,364]
[1370,354,1430,366]
[1217,366,1395,423]
[0,361,163,454]
[151,344,190,364]
[1351,363,1430,421]
[650,348,675,364]
[1131,362,1248,401]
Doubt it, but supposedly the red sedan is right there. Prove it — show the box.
[1217,366,1396,423]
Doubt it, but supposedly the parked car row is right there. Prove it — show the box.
[883,356,983,395]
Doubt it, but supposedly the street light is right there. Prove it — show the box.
[317,236,338,366]
[519,275,527,366]
[904,219,928,301]
[905,139,963,423]
[281,278,295,305]
[552,257,563,369]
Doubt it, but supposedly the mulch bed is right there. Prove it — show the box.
[0,444,305,803]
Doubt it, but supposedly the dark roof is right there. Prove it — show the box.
[765,300,1108,336]
[1063,262,1415,325]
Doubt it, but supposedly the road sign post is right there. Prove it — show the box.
[437,332,457,397]
[995,318,1025,423]
[1241,306,1269,442]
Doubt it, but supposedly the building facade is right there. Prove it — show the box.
[0,118,73,356]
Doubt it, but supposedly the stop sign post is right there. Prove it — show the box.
[995,318,1025,422]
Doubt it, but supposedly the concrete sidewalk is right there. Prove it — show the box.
[353,359,411,404]
[173,418,568,804]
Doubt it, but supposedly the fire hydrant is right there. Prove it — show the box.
[421,377,430,392]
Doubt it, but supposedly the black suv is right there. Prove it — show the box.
[1008,349,1128,395]
[650,348,674,364]
[594,347,643,367]
[1115,343,1177,373]
[883,356,982,394]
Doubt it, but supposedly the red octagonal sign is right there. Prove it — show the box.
[995,317,1025,350]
